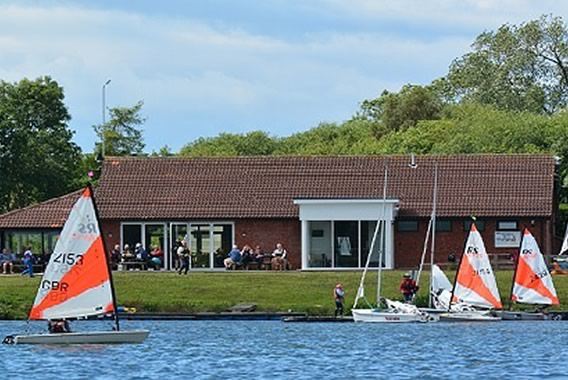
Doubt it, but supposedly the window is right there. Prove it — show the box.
[334,221,359,267]
[497,220,518,230]
[308,221,332,268]
[435,220,452,232]
[397,220,418,232]
[464,220,485,232]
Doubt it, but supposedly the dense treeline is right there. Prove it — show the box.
[0,15,567,212]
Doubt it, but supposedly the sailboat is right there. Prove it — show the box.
[501,228,559,320]
[3,186,149,344]
[351,165,431,323]
[439,223,502,322]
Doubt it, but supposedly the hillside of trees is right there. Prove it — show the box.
[1,15,567,212]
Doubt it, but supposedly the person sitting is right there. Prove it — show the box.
[1,248,16,274]
[134,243,148,264]
[48,319,71,334]
[253,245,264,264]
[240,245,253,268]
[400,273,419,302]
[551,260,568,275]
[110,244,121,268]
[122,244,135,262]
[149,245,164,270]
[271,243,288,271]
[224,245,242,270]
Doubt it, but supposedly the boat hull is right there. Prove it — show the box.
[352,309,428,323]
[10,330,149,345]
[439,311,501,322]
[499,311,549,321]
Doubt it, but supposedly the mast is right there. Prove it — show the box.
[448,223,471,311]
[376,163,388,306]
[88,183,120,331]
[429,163,438,308]
[353,212,381,308]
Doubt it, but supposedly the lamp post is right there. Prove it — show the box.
[101,79,111,157]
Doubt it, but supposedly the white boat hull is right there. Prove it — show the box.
[439,311,501,322]
[352,309,428,323]
[10,330,149,345]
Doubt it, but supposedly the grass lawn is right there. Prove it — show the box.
[1,270,568,319]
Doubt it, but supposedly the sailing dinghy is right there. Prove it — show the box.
[3,186,149,345]
[501,228,559,320]
[439,223,502,322]
[351,164,432,323]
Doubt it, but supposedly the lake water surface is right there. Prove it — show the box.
[0,320,566,379]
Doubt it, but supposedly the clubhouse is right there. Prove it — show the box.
[0,154,562,270]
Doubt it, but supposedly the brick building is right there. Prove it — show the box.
[0,154,561,270]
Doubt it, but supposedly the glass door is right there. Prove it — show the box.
[170,223,188,271]
[212,224,233,268]
[190,224,211,268]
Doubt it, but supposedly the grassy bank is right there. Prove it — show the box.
[1,271,568,319]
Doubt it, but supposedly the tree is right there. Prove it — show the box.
[443,15,568,114]
[94,101,146,157]
[0,77,82,212]
[356,84,443,137]
[180,131,278,156]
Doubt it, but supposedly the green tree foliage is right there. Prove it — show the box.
[94,101,146,157]
[357,84,443,135]
[180,131,278,156]
[0,77,82,212]
[443,15,568,114]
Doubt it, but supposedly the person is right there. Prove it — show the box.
[224,245,242,269]
[110,244,121,268]
[1,248,16,274]
[334,283,345,317]
[551,259,568,275]
[134,243,148,263]
[177,240,190,275]
[240,245,253,268]
[20,247,34,277]
[48,319,71,334]
[400,273,419,302]
[253,245,264,264]
[122,244,134,262]
[149,245,164,270]
[271,243,288,271]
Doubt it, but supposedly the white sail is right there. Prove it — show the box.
[560,224,568,255]
[431,264,452,292]
[512,229,559,305]
[29,188,114,320]
[453,224,502,309]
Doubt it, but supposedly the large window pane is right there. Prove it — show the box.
[145,224,165,269]
[190,224,211,268]
[171,224,188,270]
[308,221,332,268]
[123,224,142,256]
[212,224,232,268]
[334,221,359,268]
[361,221,380,267]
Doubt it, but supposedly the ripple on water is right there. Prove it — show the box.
[0,320,567,379]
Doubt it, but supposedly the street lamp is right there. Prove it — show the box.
[101,79,111,157]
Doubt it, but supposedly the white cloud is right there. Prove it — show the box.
[0,2,562,151]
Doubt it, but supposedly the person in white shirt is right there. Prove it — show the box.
[271,243,288,270]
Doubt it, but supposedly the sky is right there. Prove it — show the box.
[0,1,566,153]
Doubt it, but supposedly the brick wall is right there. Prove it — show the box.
[235,218,301,269]
[101,220,121,253]
[395,217,548,268]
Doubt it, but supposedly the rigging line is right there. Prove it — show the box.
[353,213,382,308]
[377,163,388,305]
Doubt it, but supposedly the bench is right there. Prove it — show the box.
[488,253,515,270]
[119,261,148,271]
[12,263,45,274]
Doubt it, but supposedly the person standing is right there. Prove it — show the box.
[20,247,34,277]
[400,273,419,302]
[334,283,345,317]
[177,240,190,275]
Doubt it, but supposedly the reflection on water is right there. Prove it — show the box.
[1,320,567,379]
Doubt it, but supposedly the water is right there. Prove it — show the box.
[0,320,567,379]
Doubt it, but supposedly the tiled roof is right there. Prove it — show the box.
[0,154,556,228]
[95,154,555,219]
[0,190,82,228]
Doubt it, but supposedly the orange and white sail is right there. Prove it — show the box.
[512,229,559,305]
[29,187,114,320]
[453,224,502,309]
